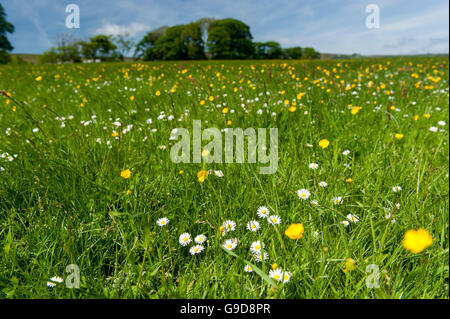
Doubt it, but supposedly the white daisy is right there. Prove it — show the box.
[318,181,328,187]
[267,215,281,225]
[223,239,238,251]
[257,206,270,218]
[429,126,438,132]
[250,240,265,254]
[340,220,350,227]
[269,269,283,281]
[392,186,402,192]
[310,200,319,207]
[333,196,343,205]
[156,217,169,227]
[346,214,360,223]
[244,265,253,272]
[179,233,191,246]
[222,220,236,232]
[189,245,204,255]
[282,271,292,283]
[309,163,319,170]
[194,234,207,244]
[214,170,224,177]
[50,276,63,283]
[297,189,311,200]
[246,220,260,232]
[253,251,269,262]
[46,281,57,288]
[342,150,350,156]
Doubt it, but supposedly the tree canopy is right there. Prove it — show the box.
[0,4,14,64]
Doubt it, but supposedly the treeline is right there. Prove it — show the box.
[39,17,320,64]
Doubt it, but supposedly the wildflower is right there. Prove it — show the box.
[269,269,283,281]
[429,126,438,132]
[246,220,260,232]
[179,233,191,246]
[194,234,207,244]
[156,217,169,227]
[50,276,63,283]
[309,163,319,170]
[253,251,269,262]
[343,258,355,273]
[341,220,350,227]
[310,200,319,207]
[342,150,350,156]
[403,228,433,253]
[318,181,328,187]
[223,239,237,251]
[282,271,292,283]
[244,265,253,272]
[35,76,42,81]
[189,245,204,255]
[155,90,161,96]
[197,170,208,182]
[346,214,360,223]
[392,186,402,192]
[120,169,131,179]
[438,121,446,126]
[318,139,330,149]
[257,206,270,218]
[222,220,236,232]
[333,196,343,205]
[297,189,311,200]
[284,223,304,239]
[272,263,278,270]
[214,170,224,177]
[268,215,281,225]
[46,281,56,288]
[250,241,264,254]
[346,178,353,183]
[394,133,404,140]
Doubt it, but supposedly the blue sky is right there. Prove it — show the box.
[2,0,449,55]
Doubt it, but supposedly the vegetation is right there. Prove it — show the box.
[0,57,448,298]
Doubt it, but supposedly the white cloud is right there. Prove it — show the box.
[94,22,151,37]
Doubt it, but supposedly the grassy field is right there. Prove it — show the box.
[0,57,448,299]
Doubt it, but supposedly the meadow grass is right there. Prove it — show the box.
[0,57,448,298]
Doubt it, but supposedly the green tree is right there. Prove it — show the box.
[207,18,254,59]
[181,22,206,60]
[254,41,282,59]
[282,47,303,59]
[80,35,117,61]
[38,48,60,64]
[154,25,187,60]
[135,26,168,60]
[302,47,320,59]
[0,4,14,64]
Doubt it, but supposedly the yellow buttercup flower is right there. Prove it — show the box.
[395,133,404,140]
[120,169,131,179]
[403,228,433,254]
[155,90,161,96]
[35,76,42,81]
[284,223,304,239]
[343,258,355,273]
[350,106,362,115]
[222,107,229,114]
[197,170,208,183]
[318,139,330,149]
[289,106,297,112]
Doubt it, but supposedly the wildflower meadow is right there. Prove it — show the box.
[0,57,448,298]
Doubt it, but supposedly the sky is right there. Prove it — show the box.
[2,0,449,55]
